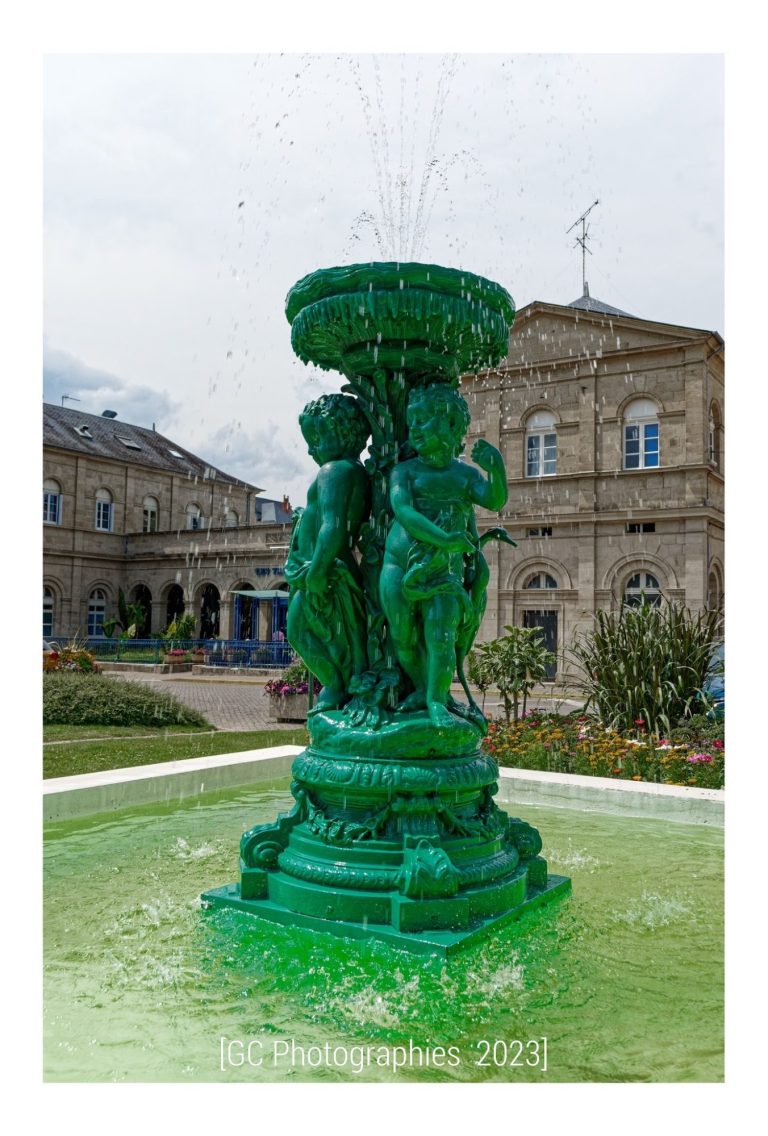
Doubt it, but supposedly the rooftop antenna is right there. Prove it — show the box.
[61,394,80,407]
[567,199,600,296]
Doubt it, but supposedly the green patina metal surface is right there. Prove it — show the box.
[202,261,569,951]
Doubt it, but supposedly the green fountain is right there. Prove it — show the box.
[202,261,570,955]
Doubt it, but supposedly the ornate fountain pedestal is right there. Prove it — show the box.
[202,261,570,956]
[202,745,568,957]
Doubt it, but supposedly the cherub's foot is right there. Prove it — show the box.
[447,697,487,732]
[395,690,427,714]
[315,687,346,712]
[447,696,472,720]
[428,701,463,730]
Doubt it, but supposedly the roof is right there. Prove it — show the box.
[43,404,263,491]
[253,496,293,524]
[567,283,634,318]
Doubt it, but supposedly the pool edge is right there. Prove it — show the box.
[43,747,724,827]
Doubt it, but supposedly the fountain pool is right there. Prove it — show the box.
[44,780,723,1082]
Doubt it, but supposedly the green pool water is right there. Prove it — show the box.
[44,783,723,1083]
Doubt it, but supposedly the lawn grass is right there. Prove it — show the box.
[43,727,309,779]
[44,724,207,742]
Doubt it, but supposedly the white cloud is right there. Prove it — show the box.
[200,421,313,504]
[43,341,180,429]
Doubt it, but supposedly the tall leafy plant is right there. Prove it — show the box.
[568,599,723,735]
[474,626,556,722]
[163,613,197,647]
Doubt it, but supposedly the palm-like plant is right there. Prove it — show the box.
[568,599,723,735]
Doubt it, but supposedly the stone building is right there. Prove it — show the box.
[44,286,724,677]
[43,404,292,642]
[463,286,724,677]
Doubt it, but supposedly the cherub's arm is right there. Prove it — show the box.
[305,462,359,592]
[468,440,508,511]
[391,464,474,553]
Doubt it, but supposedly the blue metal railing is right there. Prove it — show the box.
[84,637,295,669]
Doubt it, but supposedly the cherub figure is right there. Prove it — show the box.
[285,393,371,711]
[380,383,508,729]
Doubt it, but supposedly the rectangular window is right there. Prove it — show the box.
[87,609,105,636]
[43,608,53,638]
[527,434,557,477]
[624,424,640,469]
[143,510,157,533]
[43,492,60,524]
[626,522,656,534]
[95,502,113,531]
[542,433,557,476]
[625,422,660,470]
[526,434,540,477]
[526,527,553,537]
[643,423,659,467]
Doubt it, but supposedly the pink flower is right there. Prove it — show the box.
[713,739,724,749]
[687,753,713,764]
[634,718,645,727]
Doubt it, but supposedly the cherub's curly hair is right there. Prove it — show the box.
[407,383,471,451]
[299,393,369,457]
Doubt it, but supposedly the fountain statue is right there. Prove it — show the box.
[202,261,570,955]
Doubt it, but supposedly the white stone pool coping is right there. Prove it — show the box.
[43,745,723,827]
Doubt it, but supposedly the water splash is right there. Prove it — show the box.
[613,891,693,931]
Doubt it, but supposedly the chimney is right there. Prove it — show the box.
[282,495,292,514]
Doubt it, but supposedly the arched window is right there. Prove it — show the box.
[526,410,557,478]
[708,568,723,612]
[95,488,113,532]
[523,571,558,589]
[87,588,107,635]
[225,508,238,529]
[43,479,62,525]
[142,496,159,533]
[43,587,54,638]
[624,571,661,607]
[624,399,659,470]
[186,502,202,531]
[708,402,722,470]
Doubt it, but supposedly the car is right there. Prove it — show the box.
[699,642,724,720]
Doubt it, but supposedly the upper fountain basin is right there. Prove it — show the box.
[285,261,515,381]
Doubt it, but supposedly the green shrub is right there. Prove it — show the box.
[43,672,210,728]
[568,600,723,736]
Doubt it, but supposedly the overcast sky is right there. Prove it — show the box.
[43,53,723,505]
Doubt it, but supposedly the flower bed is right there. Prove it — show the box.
[44,643,99,673]
[482,712,724,790]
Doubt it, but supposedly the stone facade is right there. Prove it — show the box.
[43,405,291,641]
[462,296,724,675]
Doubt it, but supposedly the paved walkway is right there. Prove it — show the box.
[109,671,584,732]
[109,672,289,732]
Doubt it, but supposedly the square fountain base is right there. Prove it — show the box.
[201,874,571,958]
